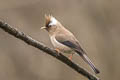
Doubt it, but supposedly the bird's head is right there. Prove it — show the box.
[41,14,61,33]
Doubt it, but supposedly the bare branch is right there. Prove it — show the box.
[0,20,99,80]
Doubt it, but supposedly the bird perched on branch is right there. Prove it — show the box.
[41,14,100,74]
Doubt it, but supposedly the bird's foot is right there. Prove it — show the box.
[68,54,73,60]
[55,48,60,56]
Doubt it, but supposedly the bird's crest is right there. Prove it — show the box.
[45,14,51,26]
[45,14,58,27]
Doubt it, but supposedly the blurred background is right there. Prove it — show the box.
[0,0,120,80]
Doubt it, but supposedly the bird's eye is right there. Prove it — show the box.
[48,25,52,28]
[45,21,51,28]
[46,20,56,28]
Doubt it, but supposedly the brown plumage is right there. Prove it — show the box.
[45,14,51,27]
[41,15,100,74]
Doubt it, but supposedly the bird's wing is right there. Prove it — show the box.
[55,34,100,74]
[55,33,84,53]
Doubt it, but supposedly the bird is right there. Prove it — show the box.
[41,14,100,74]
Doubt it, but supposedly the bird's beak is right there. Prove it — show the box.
[41,26,46,29]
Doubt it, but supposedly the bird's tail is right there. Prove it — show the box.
[76,50,100,74]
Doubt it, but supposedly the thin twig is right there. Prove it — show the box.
[0,20,99,80]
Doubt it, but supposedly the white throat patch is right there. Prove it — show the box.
[49,17,58,26]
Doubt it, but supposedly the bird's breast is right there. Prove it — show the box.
[50,36,73,54]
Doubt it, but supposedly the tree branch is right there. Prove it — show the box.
[0,20,99,80]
